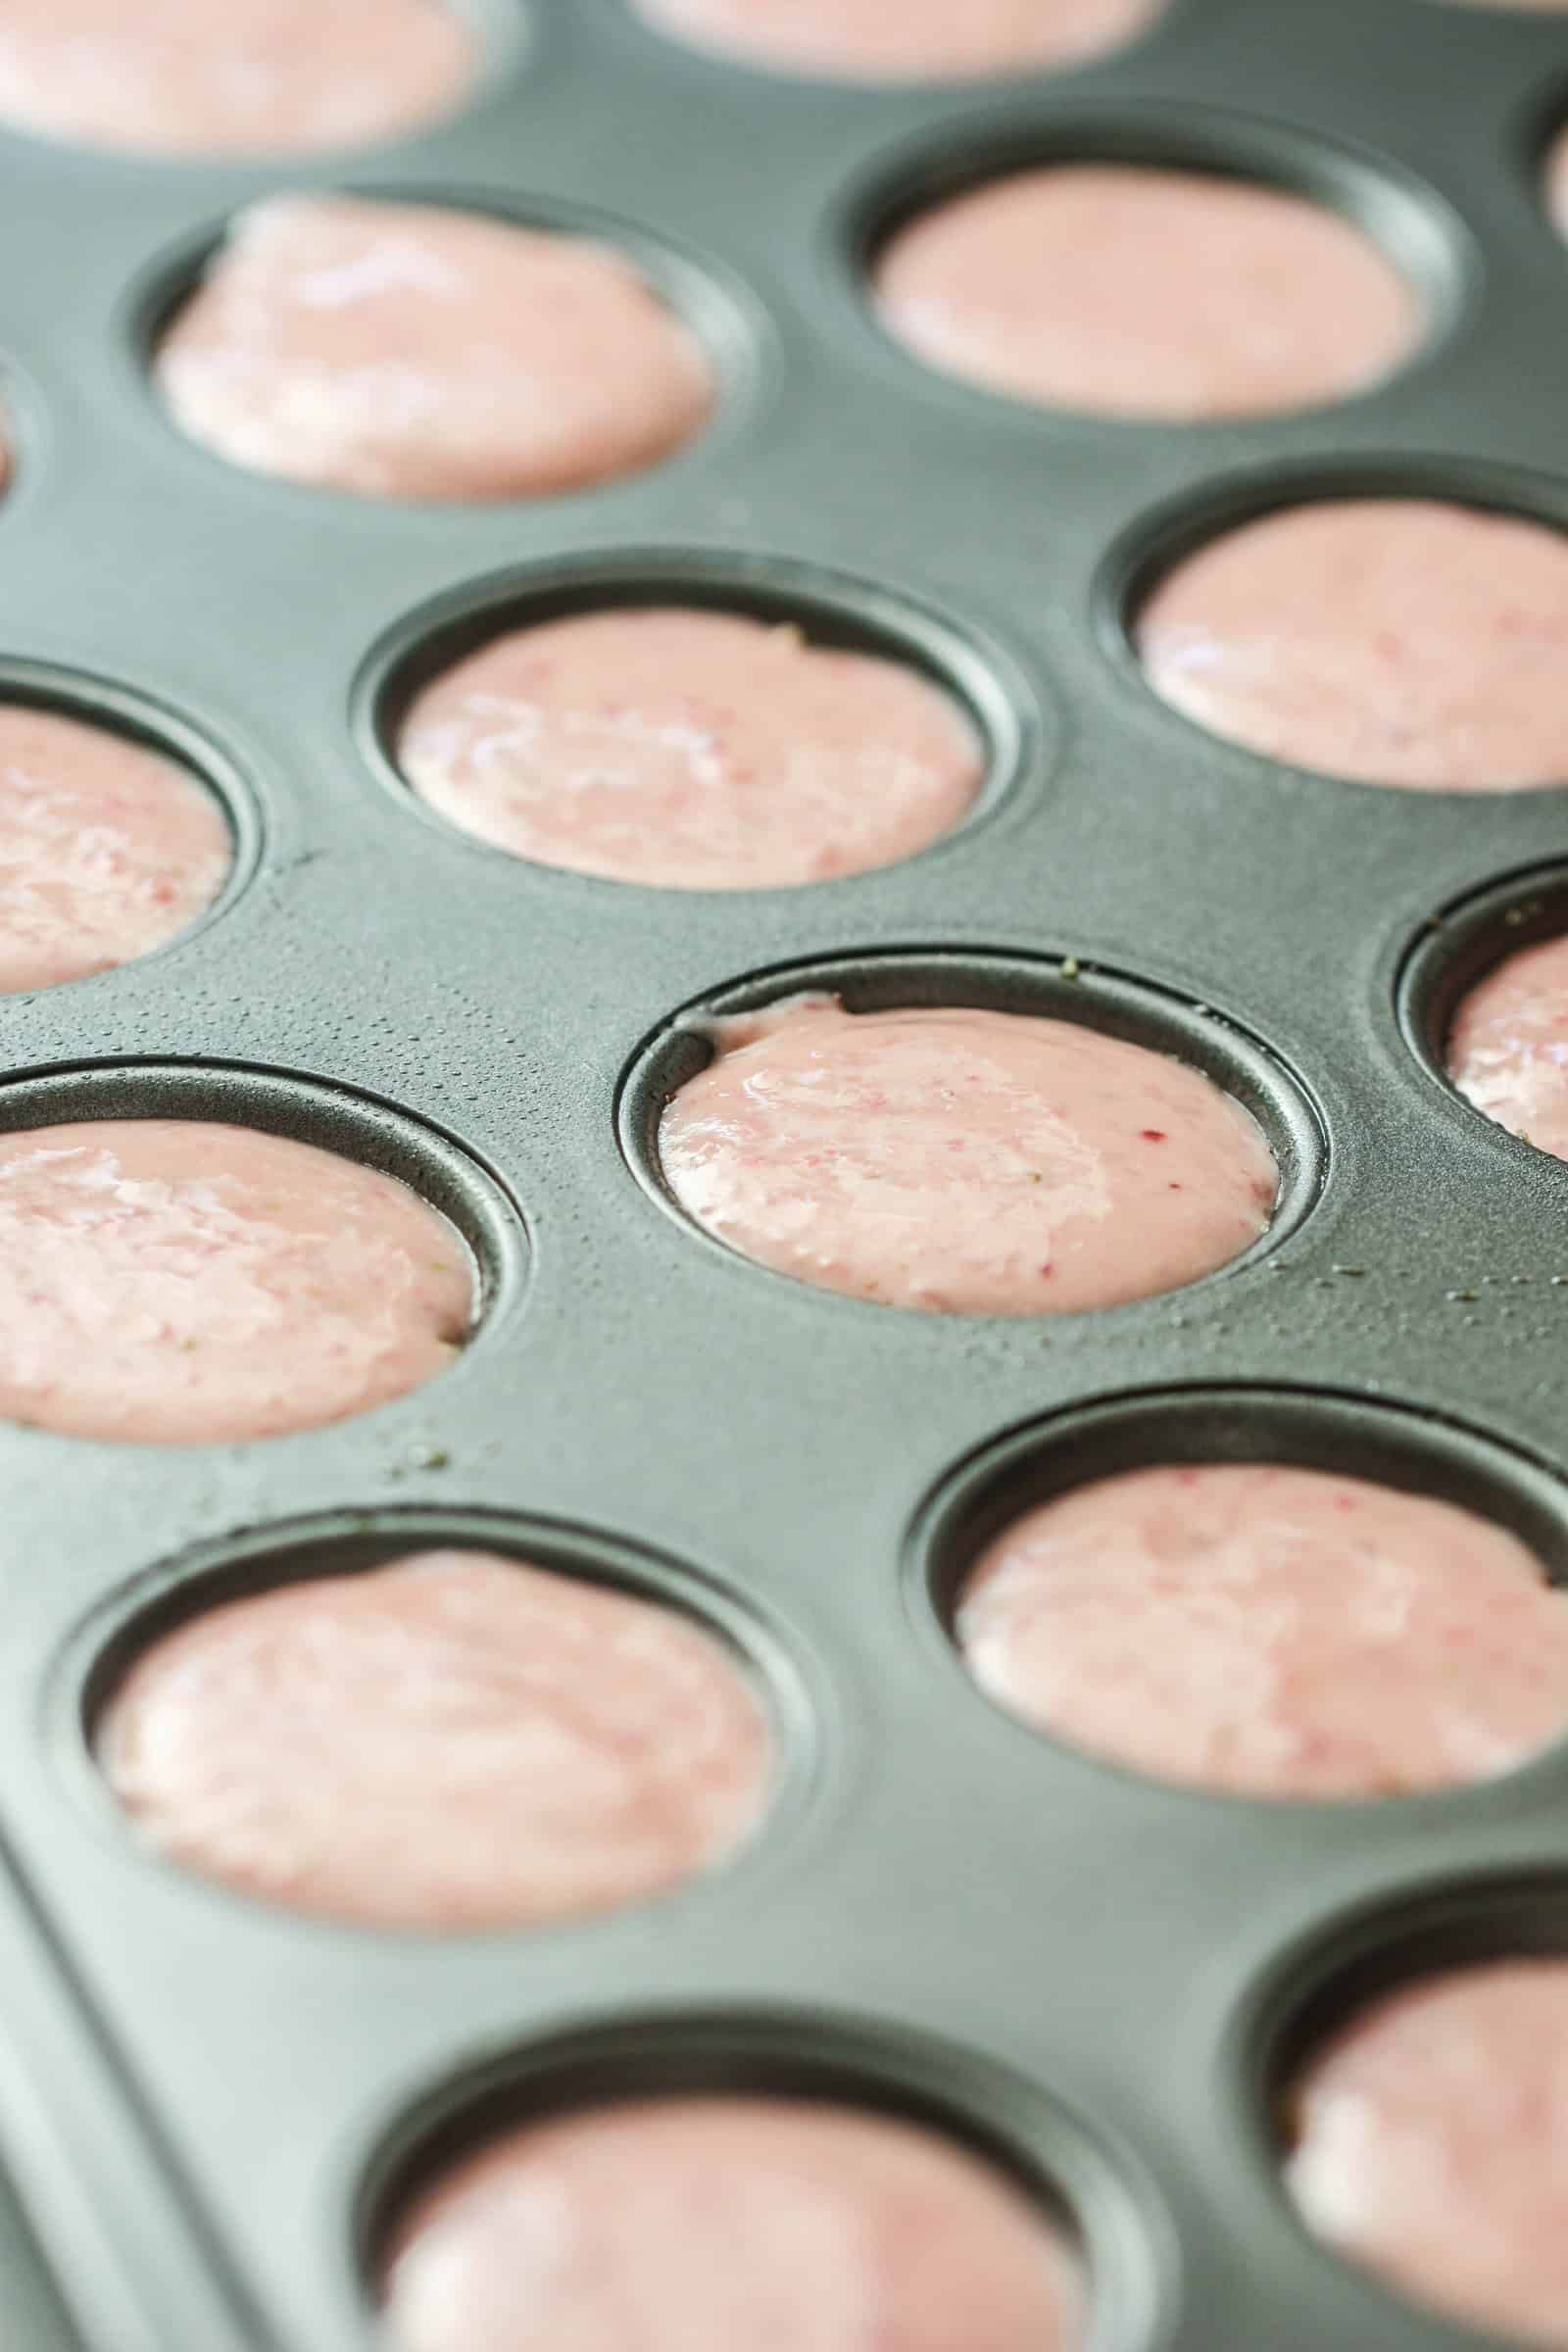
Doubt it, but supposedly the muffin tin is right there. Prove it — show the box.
[5,0,1568,2344]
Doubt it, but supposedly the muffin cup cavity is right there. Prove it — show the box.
[619,949,1325,1303]
[357,551,1046,879]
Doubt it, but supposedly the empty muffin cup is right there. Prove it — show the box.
[379,2091,1086,2351]
[873,164,1421,421]
[955,1461,1568,1799]
[154,194,715,503]
[97,1545,771,1930]
[0,0,481,158]
[1133,494,1568,789]
[1285,1953,1568,2345]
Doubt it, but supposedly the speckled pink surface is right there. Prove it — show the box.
[157,195,713,503]
[0,1119,472,1444]
[100,1549,769,1929]
[1545,124,1568,242]
[875,167,1418,420]
[659,998,1277,1314]
[1288,1959,1568,2346]
[628,0,1163,80]
[957,1462,1568,1798]
[398,608,983,889]
[383,2096,1085,2352]
[1137,499,1568,790]
[0,0,476,156]
[1448,932,1568,1162]
[0,706,229,993]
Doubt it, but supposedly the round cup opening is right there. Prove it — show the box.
[0,1057,521,1317]
[64,1505,808,1935]
[0,658,262,980]
[357,551,1045,883]
[126,187,766,506]
[619,949,1325,1308]
[910,1384,1568,1643]
[354,2012,1158,2344]
[842,111,1471,425]
[1397,862,1568,1147]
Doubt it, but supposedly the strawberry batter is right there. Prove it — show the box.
[383,2095,1085,2352]
[157,196,713,503]
[0,706,229,993]
[658,997,1277,1314]
[0,1119,473,1443]
[398,608,983,889]
[0,0,476,157]
[957,1463,1568,1797]
[101,1549,769,1929]
[628,0,1164,80]
[875,167,1418,420]
[1289,1958,1568,2346]
[1448,931,1568,1161]
[1137,499,1568,790]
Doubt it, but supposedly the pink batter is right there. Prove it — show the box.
[957,1463,1568,1799]
[1288,1959,1568,2345]
[1448,932,1568,1161]
[629,0,1162,79]
[658,998,1277,1314]
[0,0,475,157]
[0,706,229,994]
[874,167,1418,421]
[156,196,713,504]
[100,1549,768,1930]
[383,2095,1084,2352]
[0,1120,472,1444]
[1545,125,1568,243]
[397,609,983,890]
[1137,499,1568,790]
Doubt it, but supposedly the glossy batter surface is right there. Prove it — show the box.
[0,0,476,157]
[157,195,713,503]
[398,608,984,888]
[383,2095,1085,2352]
[627,0,1164,80]
[0,1119,472,1443]
[100,1549,769,1929]
[958,1463,1568,1798]
[0,706,229,993]
[1288,1959,1568,2346]
[1448,932,1568,1161]
[875,167,1418,420]
[659,998,1277,1314]
[1137,499,1568,790]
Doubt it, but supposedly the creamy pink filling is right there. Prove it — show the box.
[628,0,1163,78]
[0,705,229,992]
[0,0,476,156]
[875,167,1417,420]
[659,997,1277,1314]
[1137,499,1568,790]
[100,1548,770,1929]
[383,2096,1085,2352]
[0,1118,473,1443]
[1289,1959,1568,2346]
[399,608,983,889]
[958,1462,1568,1798]
[157,195,713,502]
[1448,931,1568,1161]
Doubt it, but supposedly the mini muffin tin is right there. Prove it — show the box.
[5,0,1568,2345]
